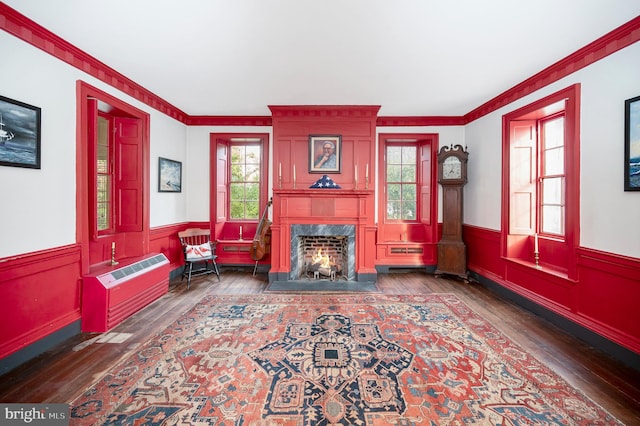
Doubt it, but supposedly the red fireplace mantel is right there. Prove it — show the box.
[270,189,377,282]
[268,105,379,283]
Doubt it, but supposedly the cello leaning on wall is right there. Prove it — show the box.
[250,197,272,276]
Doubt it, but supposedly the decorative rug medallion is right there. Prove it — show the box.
[69,294,622,425]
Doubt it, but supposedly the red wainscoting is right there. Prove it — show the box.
[465,224,640,355]
[0,245,82,361]
[0,224,192,364]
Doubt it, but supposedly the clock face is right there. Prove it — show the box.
[443,156,462,179]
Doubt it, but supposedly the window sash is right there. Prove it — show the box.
[539,115,565,237]
[230,143,261,220]
[385,145,418,221]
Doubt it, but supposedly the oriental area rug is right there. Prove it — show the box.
[69,294,621,425]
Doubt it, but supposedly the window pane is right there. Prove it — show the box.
[543,117,564,149]
[542,205,563,234]
[387,200,401,219]
[245,201,259,219]
[401,165,416,182]
[387,146,401,163]
[402,147,416,163]
[230,201,245,219]
[387,183,401,201]
[387,165,401,182]
[402,183,416,200]
[246,145,260,163]
[402,200,416,220]
[231,164,244,181]
[230,183,244,200]
[97,146,109,173]
[544,147,564,176]
[542,177,563,204]
[97,203,108,231]
[245,183,260,201]
[246,165,260,182]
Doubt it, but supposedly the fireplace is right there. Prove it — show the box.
[290,224,356,281]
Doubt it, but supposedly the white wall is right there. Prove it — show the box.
[0,33,189,258]
[2,29,638,260]
[465,42,640,258]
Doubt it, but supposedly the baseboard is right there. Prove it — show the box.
[0,320,81,376]
[468,270,640,372]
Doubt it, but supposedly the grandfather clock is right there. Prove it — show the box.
[435,144,469,282]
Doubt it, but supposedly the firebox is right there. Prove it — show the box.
[290,224,356,281]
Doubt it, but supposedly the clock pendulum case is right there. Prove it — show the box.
[435,144,469,282]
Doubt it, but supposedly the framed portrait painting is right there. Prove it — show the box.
[158,157,182,192]
[0,95,41,169]
[309,135,341,173]
[625,95,640,191]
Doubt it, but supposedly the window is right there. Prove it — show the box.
[376,134,438,254]
[539,114,565,235]
[230,143,261,220]
[78,81,150,269]
[385,145,417,221]
[96,114,113,233]
[211,133,269,227]
[503,84,580,278]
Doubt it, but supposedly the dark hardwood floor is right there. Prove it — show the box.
[1,269,639,424]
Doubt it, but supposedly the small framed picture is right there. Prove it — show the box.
[309,135,341,173]
[625,95,640,191]
[158,157,182,192]
[0,95,41,169]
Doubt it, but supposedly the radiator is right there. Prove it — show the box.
[82,253,170,332]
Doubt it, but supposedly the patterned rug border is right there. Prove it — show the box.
[69,293,623,425]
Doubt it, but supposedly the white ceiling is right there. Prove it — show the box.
[5,0,640,117]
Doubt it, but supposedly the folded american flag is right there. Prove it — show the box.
[310,174,341,189]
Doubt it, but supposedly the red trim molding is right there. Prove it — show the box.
[464,16,640,124]
[186,116,273,126]
[0,2,188,123]
[269,105,381,118]
[376,116,465,126]
[2,3,639,125]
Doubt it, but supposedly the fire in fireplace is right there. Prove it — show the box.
[289,224,356,282]
[301,236,346,280]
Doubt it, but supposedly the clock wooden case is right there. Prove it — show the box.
[435,144,469,281]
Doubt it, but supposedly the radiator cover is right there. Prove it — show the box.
[82,253,170,332]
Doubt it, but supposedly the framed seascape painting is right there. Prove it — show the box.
[158,157,182,192]
[309,135,341,173]
[0,95,41,169]
[625,95,640,191]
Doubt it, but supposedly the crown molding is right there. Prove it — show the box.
[2,3,639,126]
[0,2,188,123]
[186,116,273,126]
[464,15,640,124]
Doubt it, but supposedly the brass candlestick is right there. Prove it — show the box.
[110,243,119,266]
[534,251,540,269]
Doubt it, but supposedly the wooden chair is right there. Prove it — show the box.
[178,228,220,289]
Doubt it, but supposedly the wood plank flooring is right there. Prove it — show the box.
[1,269,639,424]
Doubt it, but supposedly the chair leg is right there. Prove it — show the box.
[212,260,220,282]
[253,260,259,276]
[187,262,193,290]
